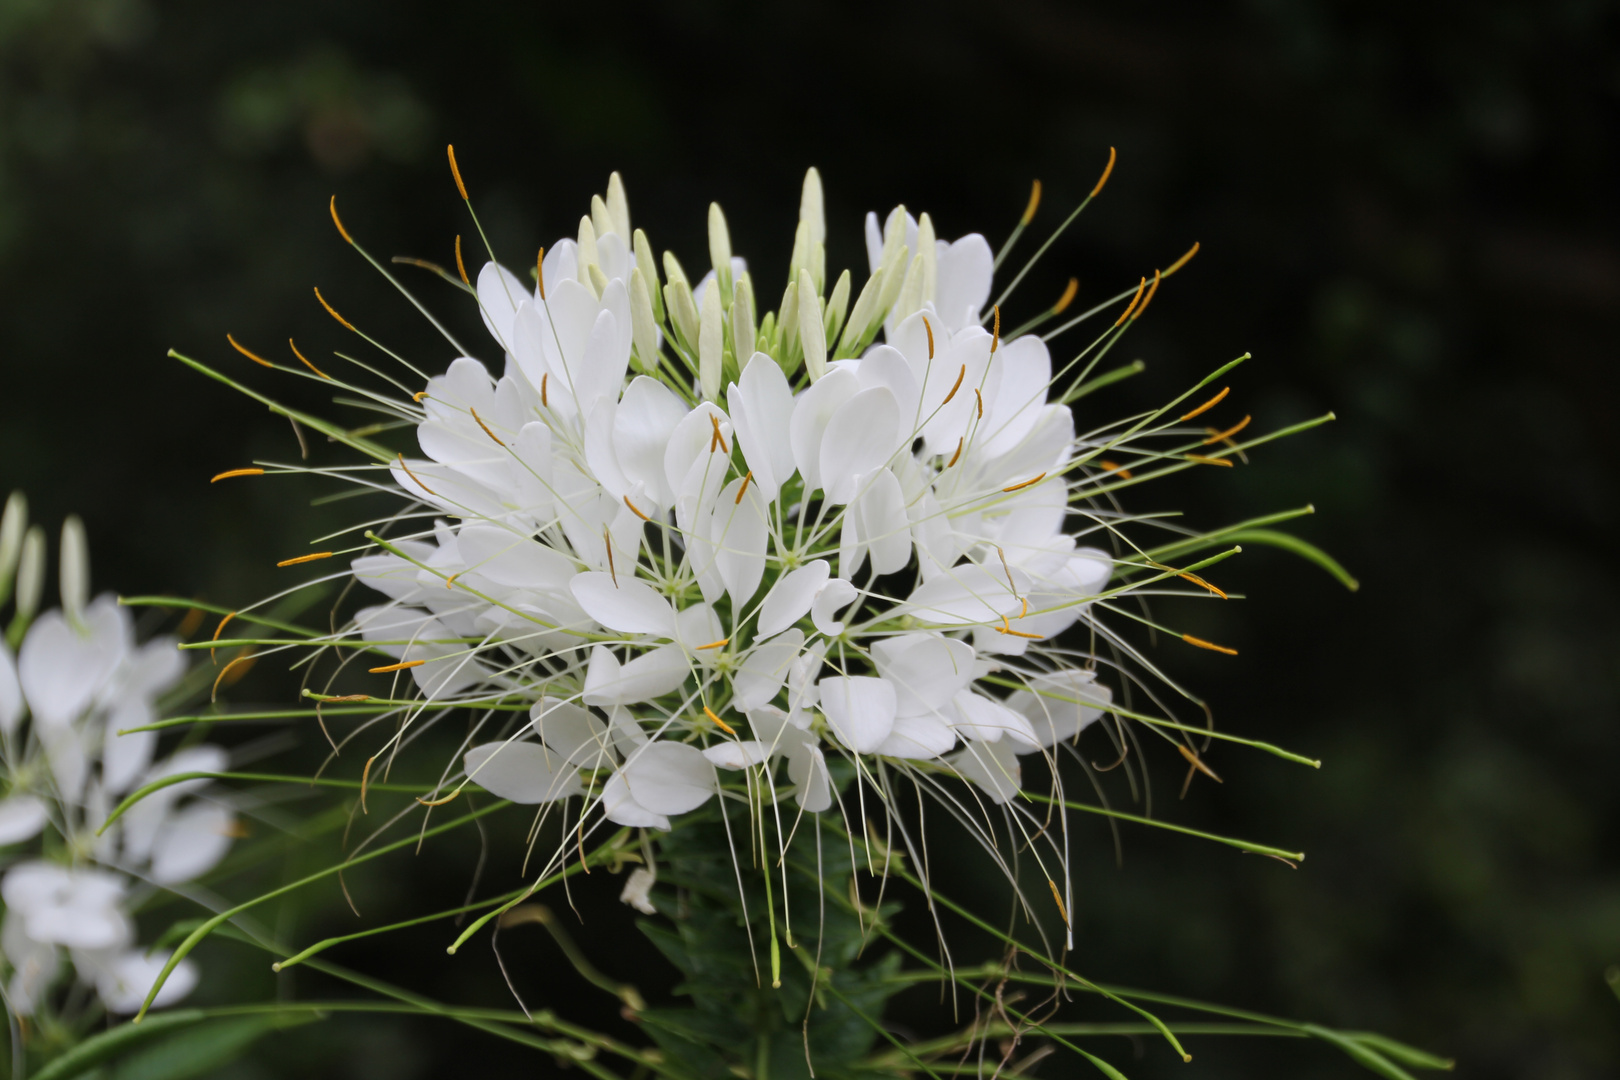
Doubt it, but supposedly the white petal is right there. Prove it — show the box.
[789,367,859,491]
[1010,670,1113,749]
[0,795,48,846]
[584,395,629,498]
[855,346,922,440]
[464,742,583,804]
[619,867,657,914]
[732,629,804,711]
[530,697,613,768]
[811,578,860,636]
[149,801,235,885]
[703,741,770,769]
[709,477,768,608]
[0,643,22,736]
[820,387,900,505]
[817,675,896,754]
[582,644,690,707]
[102,701,156,795]
[455,525,578,592]
[952,690,1039,748]
[621,741,716,814]
[477,261,531,352]
[95,950,197,1013]
[903,563,1028,626]
[570,573,675,637]
[18,605,126,729]
[871,634,975,717]
[948,739,1021,804]
[856,468,911,575]
[933,234,993,331]
[787,744,833,812]
[874,713,956,760]
[615,376,689,510]
[600,770,670,830]
[758,561,830,639]
[727,353,798,503]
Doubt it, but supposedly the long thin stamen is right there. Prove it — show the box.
[329,195,354,245]
[288,338,330,380]
[276,552,334,567]
[211,468,264,483]
[1182,634,1237,655]
[623,495,650,521]
[1091,146,1117,197]
[369,659,425,673]
[470,407,503,446]
[314,287,356,332]
[1181,386,1229,420]
[227,334,273,368]
[703,706,736,735]
[941,365,965,406]
[447,144,469,200]
[455,235,469,285]
[1002,472,1046,493]
[1204,415,1252,444]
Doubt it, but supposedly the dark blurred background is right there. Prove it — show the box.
[2,1,1617,1076]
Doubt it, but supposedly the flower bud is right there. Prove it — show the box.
[707,202,733,303]
[629,267,662,374]
[787,220,811,287]
[13,525,44,629]
[591,195,616,242]
[838,267,884,356]
[731,274,757,357]
[799,167,825,246]
[893,253,926,325]
[60,515,89,628]
[879,206,908,277]
[823,269,851,345]
[699,273,724,403]
[876,247,910,321]
[577,216,601,295]
[915,211,938,306]
[665,279,700,354]
[633,229,663,322]
[0,491,26,608]
[606,172,632,238]
[775,277,800,364]
[798,268,826,383]
[811,241,826,295]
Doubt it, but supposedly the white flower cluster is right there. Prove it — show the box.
[0,506,234,1015]
[347,170,1126,840]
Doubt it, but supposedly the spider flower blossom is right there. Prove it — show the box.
[325,169,1214,867]
[0,506,236,1014]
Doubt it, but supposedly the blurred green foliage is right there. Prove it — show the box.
[1,1,1616,1077]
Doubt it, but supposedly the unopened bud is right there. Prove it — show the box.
[823,269,851,345]
[879,207,908,277]
[892,253,926,325]
[787,221,811,285]
[11,526,44,631]
[876,247,910,320]
[915,212,938,306]
[629,268,662,374]
[776,278,800,362]
[798,269,826,382]
[811,241,826,295]
[664,278,700,353]
[633,230,663,322]
[60,515,89,628]
[699,274,724,403]
[577,216,600,282]
[838,268,884,355]
[799,167,825,245]
[731,274,757,357]
[591,195,616,243]
[606,172,632,238]
[707,203,733,302]
[587,263,610,298]
[0,491,26,608]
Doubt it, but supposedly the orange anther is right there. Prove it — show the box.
[369,659,426,673]
[1180,386,1229,421]
[210,468,264,483]
[708,413,728,453]
[1002,472,1047,493]
[622,495,650,521]
[1047,879,1070,925]
[991,305,1001,353]
[416,789,462,807]
[540,373,548,407]
[210,611,237,662]
[1177,743,1224,782]
[1181,634,1237,656]
[1185,454,1233,467]
[469,407,503,447]
[454,234,469,285]
[1163,241,1201,278]
[211,652,254,701]
[276,551,335,567]
[314,287,356,332]
[288,338,330,380]
[227,333,273,369]
[703,706,737,735]
[1203,415,1251,444]
[396,454,439,497]
[922,315,934,360]
[329,195,353,245]
[536,246,546,301]
[974,387,983,418]
[1021,179,1042,226]
[1052,277,1078,315]
[696,639,729,650]
[1114,276,1147,327]
[413,390,429,402]
[447,144,468,200]
[1091,146,1117,198]
[947,438,963,468]
[1132,269,1162,320]
[1098,459,1133,479]
[941,364,966,406]
[735,472,753,503]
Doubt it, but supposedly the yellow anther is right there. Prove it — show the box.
[1091,146,1117,198]
[1052,277,1079,315]
[1181,633,1237,656]
[1132,269,1162,320]
[696,639,729,650]
[1203,415,1252,444]
[1185,454,1233,467]
[923,315,934,360]
[445,572,460,589]
[210,612,236,662]
[735,471,753,503]
[227,333,273,369]
[314,286,356,332]
[541,373,548,407]
[413,390,429,402]
[397,454,439,497]
[1163,241,1201,278]
[622,495,650,521]
[288,338,330,380]
[210,468,264,483]
[991,305,1001,354]
[1002,472,1047,493]
[276,551,334,567]
[454,234,469,285]
[1098,459,1133,479]
[329,195,354,245]
[176,606,206,639]
[1047,879,1070,925]
[708,413,728,453]
[447,144,469,200]
[536,247,546,301]
[416,790,463,807]
[469,407,503,447]
[1114,276,1147,327]
[1180,386,1229,421]
[941,365,966,406]
[369,659,426,673]
[1021,179,1042,225]
[703,706,737,735]
[211,652,254,701]
[974,387,983,418]
[947,438,963,468]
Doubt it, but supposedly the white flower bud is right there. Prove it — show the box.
[775,277,799,361]
[915,211,938,306]
[823,269,851,346]
[629,267,661,374]
[799,167,825,246]
[634,229,664,322]
[606,171,632,238]
[665,279,700,353]
[811,240,826,295]
[731,274,757,357]
[876,246,910,318]
[577,215,600,286]
[14,526,44,626]
[0,491,26,607]
[879,206,908,277]
[698,273,724,403]
[60,515,89,628]
[787,220,811,285]
[707,202,733,301]
[892,253,926,324]
[590,194,616,242]
[798,268,826,383]
[587,263,610,298]
[838,268,884,355]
